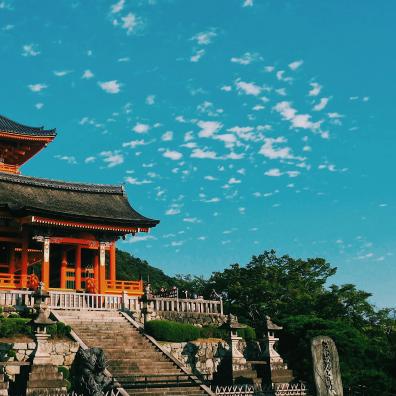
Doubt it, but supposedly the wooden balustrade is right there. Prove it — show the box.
[105,279,143,296]
[0,274,28,289]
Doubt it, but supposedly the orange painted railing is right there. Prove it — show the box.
[105,279,143,296]
[0,274,27,289]
[0,163,20,174]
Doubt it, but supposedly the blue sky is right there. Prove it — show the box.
[0,0,394,307]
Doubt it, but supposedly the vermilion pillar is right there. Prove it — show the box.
[75,245,82,290]
[109,243,116,287]
[93,252,99,291]
[9,246,15,274]
[21,230,29,288]
[99,242,106,294]
[42,237,50,289]
[60,248,68,289]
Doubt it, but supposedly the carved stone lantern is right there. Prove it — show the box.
[263,316,294,384]
[29,282,56,365]
[140,283,154,325]
[225,314,247,368]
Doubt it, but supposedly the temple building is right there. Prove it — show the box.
[0,115,159,295]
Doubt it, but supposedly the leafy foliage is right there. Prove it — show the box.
[145,320,200,342]
[0,318,32,338]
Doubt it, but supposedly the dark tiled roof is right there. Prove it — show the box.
[0,173,159,228]
[0,115,56,137]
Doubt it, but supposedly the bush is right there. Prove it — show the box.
[47,322,71,338]
[145,320,200,342]
[238,326,256,341]
[199,325,227,339]
[0,318,32,338]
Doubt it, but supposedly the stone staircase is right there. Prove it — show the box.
[56,310,210,396]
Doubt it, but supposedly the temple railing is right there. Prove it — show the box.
[0,274,27,289]
[105,279,143,296]
[0,289,223,314]
[150,296,223,315]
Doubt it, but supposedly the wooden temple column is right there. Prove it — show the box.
[93,252,99,292]
[42,237,50,289]
[75,245,82,291]
[21,229,29,288]
[109,243,116,288]
[8,245,15,274]
[99,242,106,294]
[60,248,68,289]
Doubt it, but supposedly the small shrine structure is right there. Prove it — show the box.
[0,115,159,295]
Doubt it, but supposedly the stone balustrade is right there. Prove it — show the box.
[0,289,223,316]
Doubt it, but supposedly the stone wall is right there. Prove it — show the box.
[0,339,79,367]
[161,338,262,379]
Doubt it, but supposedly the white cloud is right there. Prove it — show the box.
[228,177,241,184]
[100,151,124,167]
[121,13,139,34]
[163,150,183,161]
[309,82,322,96]
[22,44,40,57]
[183,217,201,223]
[82,70,94,79]
[288,60,303,70]
[204,175,217,181]
[265,168,282,177]
[125,176,152,185]
[110,0,125,13]
[259,137,293,160]
[224,152,244,160]
[54,70,72,77]
[202,197,221,203]
[235,80,261,96]
[146,95,155,105]
[28,83,47,92]
[54,155,77,164]
[84,156,96,163]
[161,131,173,141]
[192,30,217,45]
[122,139,147,149]
[166,208,181,216]
[190,49,205,62]
[197,120,222,138]
[313,97,330,111]
[126,235,156,244]
[231,52,260,65]
[274,101,321,132]
[191,149,218,159]
[98,80,121,94]
[221,85,232,92]
[242,0,253,6]
[133,123,150,134]
[35,103,44,110]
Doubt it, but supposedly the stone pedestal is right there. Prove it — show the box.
[32,331,51,365]
[26,365,67,396]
